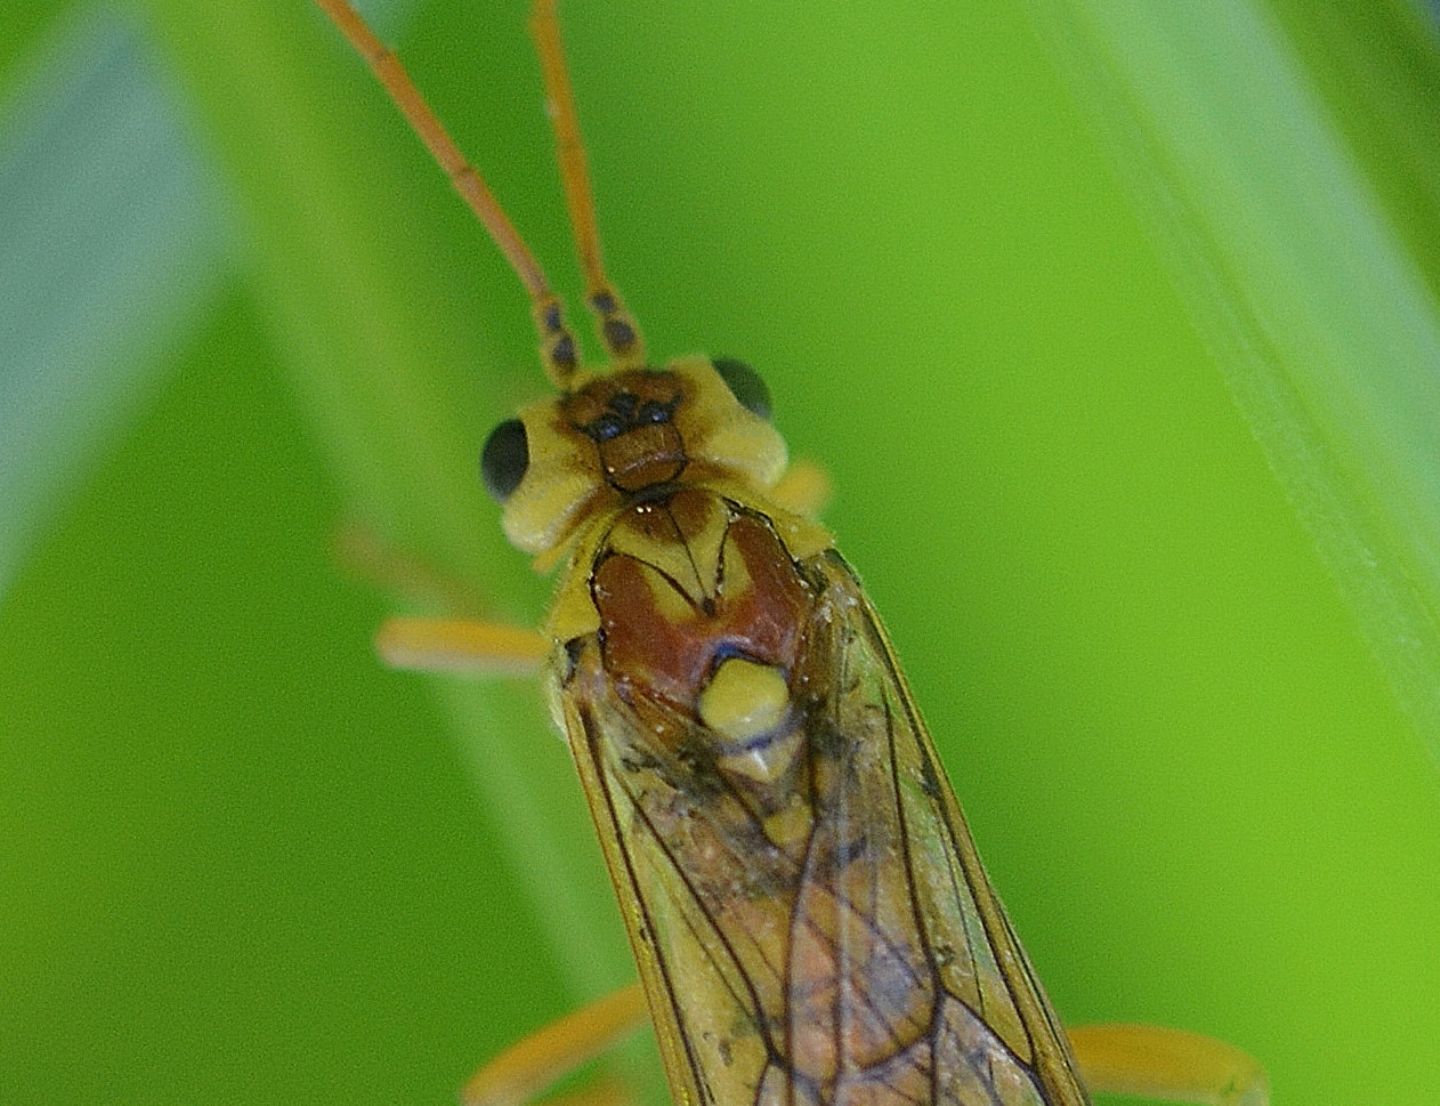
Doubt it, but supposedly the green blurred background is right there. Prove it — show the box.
[3,2,1439,1104]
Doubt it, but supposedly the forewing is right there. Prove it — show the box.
[563,686,774,1106]
[818,554,1089,1106]
[555,547,1087,1106]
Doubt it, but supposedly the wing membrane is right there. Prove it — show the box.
[558,541,1088,1106]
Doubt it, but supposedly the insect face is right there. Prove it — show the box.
[490,356,789,561]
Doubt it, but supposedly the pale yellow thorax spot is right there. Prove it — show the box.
[717,728,804,788]
[699,657,790,747]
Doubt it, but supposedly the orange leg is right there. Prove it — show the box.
[339,521,548,677]
[1069,1023,1269,1106]
[462,983,647,1106]
[376,616,547,678]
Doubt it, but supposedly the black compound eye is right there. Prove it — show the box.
[713,357,771,420]
[480,418,529,502]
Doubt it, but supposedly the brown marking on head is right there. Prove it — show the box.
[563,370,688,492]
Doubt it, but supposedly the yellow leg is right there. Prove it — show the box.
[462,982,647,1106]
[334,525,546,676]
[376,616,547,677]
[1068,1023,1269,1106]
[771,458,832,519]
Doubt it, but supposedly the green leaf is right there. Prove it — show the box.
[1034,0,1440,753]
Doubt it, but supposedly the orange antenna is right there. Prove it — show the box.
[315,0,578,386]
[529,0,645,367]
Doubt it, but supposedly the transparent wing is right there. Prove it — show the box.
[825,554,1090,1106]
[558,546,1089,1106]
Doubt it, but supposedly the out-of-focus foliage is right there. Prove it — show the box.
[1034,0,1440,757]
[0,8,223,592]
[3,3,1438,1104]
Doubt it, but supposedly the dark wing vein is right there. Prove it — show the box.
[564,543,1087,1106]
[601,734,771,1039]
[579,705,714,1105]
[836,557,1089,1106]
[858,612,1039,1055]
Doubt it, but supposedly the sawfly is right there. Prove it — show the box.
[316,3,1268,1104]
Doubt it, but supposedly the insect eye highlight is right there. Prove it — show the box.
[480,418,529,502]
[713,357,771,420]
[638,399,671,424]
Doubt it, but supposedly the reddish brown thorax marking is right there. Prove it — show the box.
[593,495,811,713]
[563,369,687,492]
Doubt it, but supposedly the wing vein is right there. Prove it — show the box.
[580,706,714,1104]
